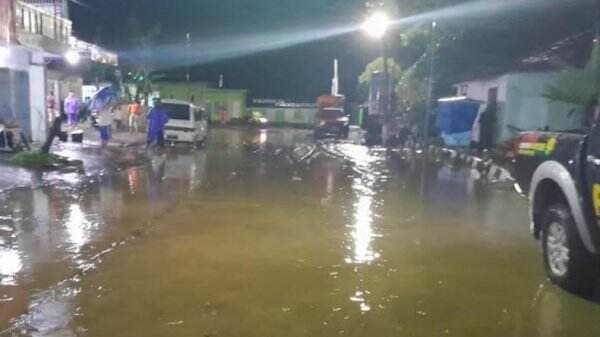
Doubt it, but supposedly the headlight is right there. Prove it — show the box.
[337,117,349,123]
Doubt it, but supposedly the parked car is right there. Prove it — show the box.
[162,99,208,147]
[514,127,600,294]
[313,108,349,139]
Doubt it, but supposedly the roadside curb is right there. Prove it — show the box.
[427,145,515,183]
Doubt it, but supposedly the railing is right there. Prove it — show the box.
[70,37,119,66]
[15,0,72,44]
[19,0,67,18]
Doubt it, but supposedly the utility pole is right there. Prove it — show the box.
[423,20,437,143]
[185,32,191,100]
[331,58,339,96]
[185,32,191,84]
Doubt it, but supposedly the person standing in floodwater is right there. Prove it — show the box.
[128,100,143,133]
[46,91,57,122]
[146,97,169,148]
[64,92,81,128]
[97,99,114,148]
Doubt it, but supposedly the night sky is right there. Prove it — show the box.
[70,0,376,102]
[70,0,597,103]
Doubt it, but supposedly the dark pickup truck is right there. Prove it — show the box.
[514,127,600,294]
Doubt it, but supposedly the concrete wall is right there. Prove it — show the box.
[203,89,247,121]
[156,83,247,122]
[249,107,317,126]
[47,70,83,101]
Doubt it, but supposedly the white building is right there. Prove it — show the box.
[453,72,582,144]
[0,0,117,143]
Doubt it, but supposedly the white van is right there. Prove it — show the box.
[162,99,208,146]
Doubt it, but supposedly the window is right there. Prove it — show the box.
[163,103,190,120]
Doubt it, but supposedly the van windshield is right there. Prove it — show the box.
[163,103,190,120]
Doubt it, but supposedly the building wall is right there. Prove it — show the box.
[156,83,247,122]
[0,47,34,139]
[0,68,31,137]
[505,73,581,141]
[203,89,247,121]
[249,107,317,126]
[454,76,508,144]
[28,63,46,141]
[455,72,582,143]
[455,75,508,102]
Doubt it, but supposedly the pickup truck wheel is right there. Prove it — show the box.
[541,203,599,295]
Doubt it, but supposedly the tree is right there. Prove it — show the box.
[357,57,402,102]
[395,64,427,122]
[544,38,600,126]
[358,53,428,123]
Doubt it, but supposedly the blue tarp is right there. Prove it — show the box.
[436,99,479,146]
[89,86,117,112]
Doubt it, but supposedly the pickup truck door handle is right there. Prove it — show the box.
[587,155,600,166]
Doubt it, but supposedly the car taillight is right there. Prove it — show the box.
[513,133,539,155]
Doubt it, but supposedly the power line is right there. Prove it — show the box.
[69,0,93,10]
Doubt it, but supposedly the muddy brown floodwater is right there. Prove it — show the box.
[2,128,600,337]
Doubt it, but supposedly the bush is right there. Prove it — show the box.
[8,151,63,169]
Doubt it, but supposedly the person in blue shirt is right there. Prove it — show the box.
[146,97,169,148]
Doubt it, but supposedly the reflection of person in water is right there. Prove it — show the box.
[147,154,167,201]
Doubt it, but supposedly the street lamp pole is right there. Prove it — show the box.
[362,11,391,145]
[381,38,391,147]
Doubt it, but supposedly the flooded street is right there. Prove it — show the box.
[2,128,600,336]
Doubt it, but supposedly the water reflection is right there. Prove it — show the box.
[347,194,379,264]
[0,248,22,286]
[65,204,91,253]
[127,167,142,195]
[258,129,267,144]
[342,145,383,265]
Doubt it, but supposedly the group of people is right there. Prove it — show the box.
[47,91,82,128]
[46,91,169,150]
[94,97,169,149]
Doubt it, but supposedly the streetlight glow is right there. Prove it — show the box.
[362,12,390,39]
[65,50,81,65]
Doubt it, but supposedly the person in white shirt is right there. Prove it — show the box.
[97,101,114,148]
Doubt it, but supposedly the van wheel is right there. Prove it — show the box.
[541,203,599,295]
